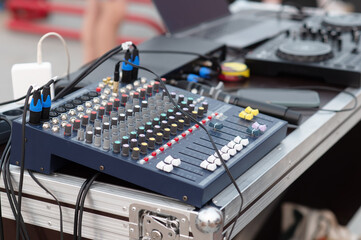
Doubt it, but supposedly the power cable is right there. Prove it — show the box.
[16,85,33,240]
[28,170,64,240]
[77,173,100,240]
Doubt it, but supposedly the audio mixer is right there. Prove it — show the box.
[245,13,361,87]
[10,77,287,207]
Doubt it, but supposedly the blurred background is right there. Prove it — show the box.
[0,0,162,102]
[1,0,361,103]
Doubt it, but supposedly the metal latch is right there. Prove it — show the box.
[141,212,180,240]
[129,203,223,240]
[129,204,223,240]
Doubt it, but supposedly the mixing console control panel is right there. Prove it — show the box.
[245,13,361,87]
[11,77,287,207]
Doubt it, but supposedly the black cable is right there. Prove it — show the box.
[0,79,59,240]
[0,116,12,240]
[0,95,27,107]
[15,78,56,240]
[4,80,55,240]
[1,146,29,240]
[0,78,58,107]
[115,60,244,240]
[0,116,12,174]
[2,146,16,218]
[54,45,124,101]
[2,147,22,236]
[16,85,33,240]
[54,46,222,102]
[28,170,64,240]
[77,173,100,240]
[73,176,92,240]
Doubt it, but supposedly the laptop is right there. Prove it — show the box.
[152,0,297,48]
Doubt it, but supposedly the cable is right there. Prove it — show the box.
[0,78,58,240]
[2,146,15,218]
[54,44,125,101]
[110,49,223,75]
[0,34,69,106]
[0,76,59,107]
[16,78,56,240]
[77,173,100,240]
[115,60,244,240]
[0,95,28,107]
[1,146,29,240]
[0,80,56,240]
[55,45,224,101]
[73,176,91,240]
[73,173,100,240]
[37,32,71,80]
[0,115,12,240]
[16,85,33,240]
[28,170,64,240]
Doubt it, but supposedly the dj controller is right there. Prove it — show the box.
[10,77,287,207]
[245,13,361,87]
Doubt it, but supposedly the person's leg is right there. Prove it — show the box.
[95,0,127,58]
[82,0,101,63]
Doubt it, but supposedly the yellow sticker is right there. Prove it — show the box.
[221,62,250,78]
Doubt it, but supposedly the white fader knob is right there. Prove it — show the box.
[163,164,173,173]
[164,155,181,167]
[156,161,174,173]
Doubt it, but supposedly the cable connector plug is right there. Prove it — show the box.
[29,88,42,125]
[41,82,52,120]
[121,50,133,84]
[197,66,218,79]
[183,65,218,79]
[130,48,139,80]
[121,41,133,51]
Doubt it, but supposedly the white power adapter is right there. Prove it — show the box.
[11,62,53,101]
[10,32,70,103]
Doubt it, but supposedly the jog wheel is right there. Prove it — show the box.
[276,41,333,63]
[322,14,361,31]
